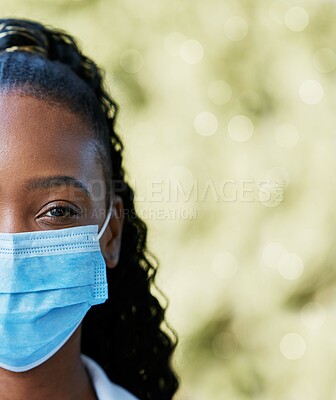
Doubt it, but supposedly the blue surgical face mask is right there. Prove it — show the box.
[0,205,113,372]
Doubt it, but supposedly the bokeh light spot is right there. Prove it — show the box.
[212,331,238,359]
[262,242,288,269]
[208,80,232,105]
[180,39,204,64]
[165,32,187,56]
[299,80,323,105]
[194,111,218,136]
[284,7,309,32]
[258,181,284,208]
[277,253,304,280]
[212,252,238,279]
[119,49,144,73]
[280,333,306,360]
[275,124,299,148]
[224,16,248,41]
[300,302,326,329]
[228,115,253,142]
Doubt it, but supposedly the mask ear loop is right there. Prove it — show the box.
[97,201,114,240]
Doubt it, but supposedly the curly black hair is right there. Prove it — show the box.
[0,18,180,400]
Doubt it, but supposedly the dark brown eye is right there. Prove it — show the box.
[45,206,78,218]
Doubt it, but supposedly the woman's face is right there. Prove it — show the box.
[0,92,122,267]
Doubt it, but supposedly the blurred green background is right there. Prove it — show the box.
[2,0,336,398]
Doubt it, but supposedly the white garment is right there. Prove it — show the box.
[81,354,139,400]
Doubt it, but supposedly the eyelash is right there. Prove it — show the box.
[43,204,81,221]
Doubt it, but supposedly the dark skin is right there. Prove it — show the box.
[0,93,124,400]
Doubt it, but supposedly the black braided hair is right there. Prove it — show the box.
[0,18,179,400]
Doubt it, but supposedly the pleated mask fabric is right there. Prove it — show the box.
[0,224,108,372]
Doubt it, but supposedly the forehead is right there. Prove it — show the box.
[0,92,91,138]
[0,93,104,196]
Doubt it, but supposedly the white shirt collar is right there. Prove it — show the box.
[81,354,139,400]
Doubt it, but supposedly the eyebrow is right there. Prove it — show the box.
[25,175,91,198]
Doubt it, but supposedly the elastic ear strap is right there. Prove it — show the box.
[97,202,113,240]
